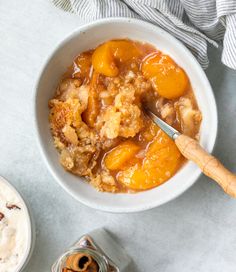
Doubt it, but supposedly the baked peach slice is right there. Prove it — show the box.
[92,40,141,77]
[109,40,141,62]
[142,52,189,99]
[104,141,140,171]
[118,130,182,190]
[92,42,118,77]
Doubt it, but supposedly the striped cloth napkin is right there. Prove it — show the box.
[52,0,236,70]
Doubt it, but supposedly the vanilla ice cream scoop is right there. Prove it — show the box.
[0,177,31,272]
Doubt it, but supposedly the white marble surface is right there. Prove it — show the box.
[0,1,236,271]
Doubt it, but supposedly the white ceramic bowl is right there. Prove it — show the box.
[34,18,217,213]
[0,176,35,271]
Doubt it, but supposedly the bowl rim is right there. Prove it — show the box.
[34,17,218,213]
[0,175,34,271]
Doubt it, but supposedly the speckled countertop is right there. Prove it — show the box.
[0,1,236,271]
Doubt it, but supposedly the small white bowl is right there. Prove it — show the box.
[34,18,217,213]
[0,176,35,271]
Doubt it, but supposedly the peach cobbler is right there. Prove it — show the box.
[49,39,202,193]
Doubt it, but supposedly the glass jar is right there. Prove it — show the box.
[52,229,132,272]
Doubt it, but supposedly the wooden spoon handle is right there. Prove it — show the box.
[175,134,236,197]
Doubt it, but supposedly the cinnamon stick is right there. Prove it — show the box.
[87,260,99,272]
[65,253,92,271]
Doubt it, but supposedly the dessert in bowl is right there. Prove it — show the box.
[0,176,34,272]
[35,18,217,212]
[49,39,202,192]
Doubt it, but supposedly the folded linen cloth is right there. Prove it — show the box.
[52,0,236,69]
